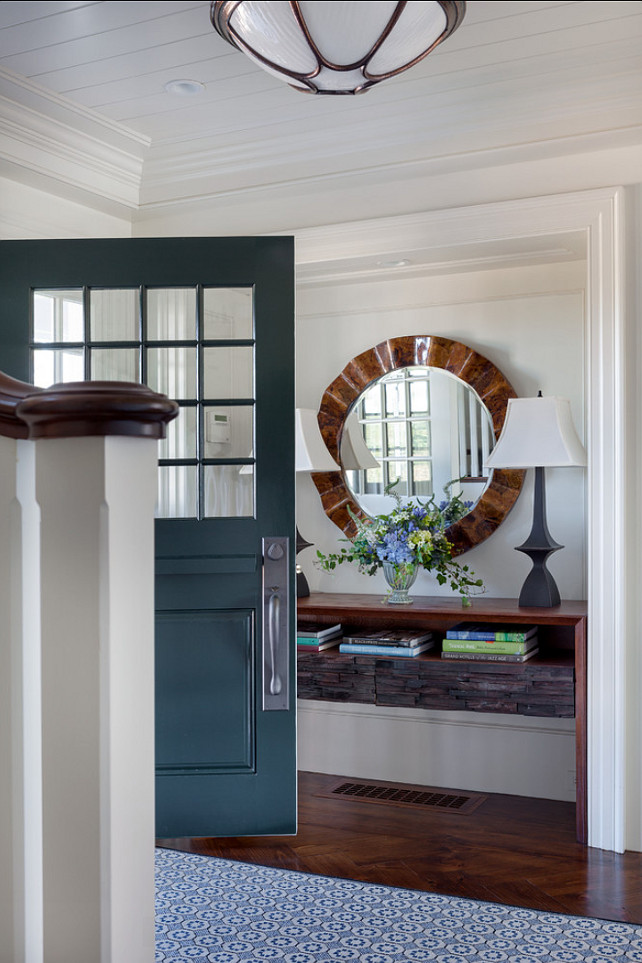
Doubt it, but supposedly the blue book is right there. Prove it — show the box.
[445,623,537,643]
[339,640,435,657]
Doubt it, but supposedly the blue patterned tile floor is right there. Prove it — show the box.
[155,848,642,962]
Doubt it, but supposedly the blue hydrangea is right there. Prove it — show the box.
[376,530,414,565]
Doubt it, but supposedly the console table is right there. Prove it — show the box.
[297,592,587,844]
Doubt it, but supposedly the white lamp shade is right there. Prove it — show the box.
[212,1,465,95]
[340,416,380,470]
[295,408,340,472]
[484,396,587,470]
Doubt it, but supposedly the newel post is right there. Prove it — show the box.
[0,377,177,963]
[0,374,38,963]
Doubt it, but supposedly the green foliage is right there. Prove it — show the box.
[316,482,484,605]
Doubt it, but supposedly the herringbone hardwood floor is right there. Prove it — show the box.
[158,771,642,924]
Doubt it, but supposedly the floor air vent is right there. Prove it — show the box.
[317,778,488,814]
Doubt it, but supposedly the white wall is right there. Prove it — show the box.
[297,260,587,601]
[0,176,132,239]
[295,259,586,801]
[298,702,577,802]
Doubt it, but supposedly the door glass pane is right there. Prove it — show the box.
[203,405,254,459]
[411,421,430,455]
[388,461,408,494]
[147,288,196,340]
[147,347,197,399]
[411,461,432,496]
[203,287,253,339]
[362,388,381,418]
[386,422,406,457]
[91,348,139,382]
[32,348,84,387]
[159,407,197,460]
[364,465,383,494]
[204,465,254,518]
[157,466,198,519]
[363,422,382,457]
[203,346,254,398]
[33,289,83,342]
[385,382,406,417]
[410,378,429,414]
[90,289,138,341]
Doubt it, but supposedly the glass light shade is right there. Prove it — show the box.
[485,396,587,470]
[211,1,466,95]
[296,408,340,472]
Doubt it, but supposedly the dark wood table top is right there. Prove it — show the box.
[298,592,587,626]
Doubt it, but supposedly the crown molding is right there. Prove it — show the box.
[0,67,148,214]
[138,121,642,212]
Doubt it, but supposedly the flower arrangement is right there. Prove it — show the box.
[316,482,484,605]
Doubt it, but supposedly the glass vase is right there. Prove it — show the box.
[382,561,419,605]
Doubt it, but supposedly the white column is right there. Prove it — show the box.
[16,440,44,963]
[0,434,20,963]
[0,436,42,963]
[36,435,158,963]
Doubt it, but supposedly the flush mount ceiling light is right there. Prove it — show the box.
[211,1,466,95]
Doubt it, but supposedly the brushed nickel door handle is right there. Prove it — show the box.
[262,537,289,710]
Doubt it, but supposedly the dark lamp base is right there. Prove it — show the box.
[296,565,310,598]
[295,524,312,598]
[517,549,561,607]
[516,466,563,609]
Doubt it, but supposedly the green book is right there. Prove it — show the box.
[441,648,539,663]
[442,636,538,655]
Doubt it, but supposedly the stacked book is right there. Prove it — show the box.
[441,623,539,662]
[297,622,343,651]
[339,627,435,657]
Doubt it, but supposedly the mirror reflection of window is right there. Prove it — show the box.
[343,366,494,518]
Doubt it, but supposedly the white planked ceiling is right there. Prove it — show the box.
[0,0,640,250]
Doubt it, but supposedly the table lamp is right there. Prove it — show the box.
[484,394,587,607]
[340,415,380,471]
[295,408,340,598]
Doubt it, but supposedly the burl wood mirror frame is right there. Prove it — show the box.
[313,335,525,556]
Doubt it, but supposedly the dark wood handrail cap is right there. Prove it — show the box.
[17,381,179,440]
[0,371,38,439]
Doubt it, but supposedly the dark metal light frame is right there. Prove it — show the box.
[211,1,466,95]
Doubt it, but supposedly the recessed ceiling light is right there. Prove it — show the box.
[164,79,205,96]
[377,259,412,268]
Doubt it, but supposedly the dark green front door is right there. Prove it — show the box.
[0,237,296,837]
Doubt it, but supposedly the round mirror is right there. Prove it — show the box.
[314,336,524,556]
[341,365,494,519]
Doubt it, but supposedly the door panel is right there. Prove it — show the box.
[156,610,255,773]
[0,237,296,837]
